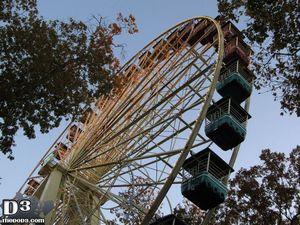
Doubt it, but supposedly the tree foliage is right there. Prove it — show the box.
[0,0,138,159]
[218,0,300,116]
[174,199,205,224]
[215,146,300,225]
[108,177,162,225]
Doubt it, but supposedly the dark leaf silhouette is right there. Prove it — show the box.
[0,0,138,159]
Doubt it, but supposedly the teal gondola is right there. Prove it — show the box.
[217,59,255,103]
[181,148,234,210]
[205,98,251,150]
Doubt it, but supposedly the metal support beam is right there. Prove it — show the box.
[39,168,63,225]
[90,195,100,225]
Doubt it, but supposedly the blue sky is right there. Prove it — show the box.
[0,0,299,204]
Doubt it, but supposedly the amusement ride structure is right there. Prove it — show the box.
[18,16,255,225]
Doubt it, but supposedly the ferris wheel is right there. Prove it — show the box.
[18,16,255,225]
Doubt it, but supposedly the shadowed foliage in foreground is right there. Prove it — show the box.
[0,0,138,159]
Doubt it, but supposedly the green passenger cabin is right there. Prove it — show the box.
[217,59,255,103]
[181,148,233,210]
[205,98,251,150]
[150,214,187,225]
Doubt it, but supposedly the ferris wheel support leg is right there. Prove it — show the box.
[39,168,63,225]
[32,176,48,199]
[90,195,100,225]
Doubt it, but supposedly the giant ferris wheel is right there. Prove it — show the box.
[18,16,255,225]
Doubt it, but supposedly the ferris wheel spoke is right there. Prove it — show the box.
[67,172,148,216]
[70,149,182,173]
[71,86,179,167]
[104,56,204,131]
[69,55,213,169]
[157,77,210,141]
[100,63,213,146]
[71,111,179,169]
[99,180,182,189]
[93,47,194,138]
[71,191,87,225]
[71,83,202,170]
[130,119,201,160]
[98,151,179,184]
[97,138,211,186]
